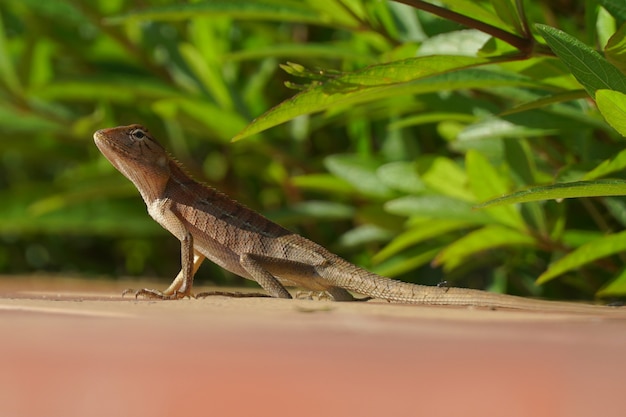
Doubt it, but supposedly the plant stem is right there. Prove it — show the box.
[392,0,534,54]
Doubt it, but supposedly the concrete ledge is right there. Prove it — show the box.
[1,276,625,417]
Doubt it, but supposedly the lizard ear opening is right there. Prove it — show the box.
[157,155,169,168]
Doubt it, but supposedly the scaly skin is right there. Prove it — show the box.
[94,124,615,313]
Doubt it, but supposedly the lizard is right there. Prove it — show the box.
[93,124,616,312]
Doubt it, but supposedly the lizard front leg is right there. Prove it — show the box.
[123,231,204,300]
[161,231,205,296]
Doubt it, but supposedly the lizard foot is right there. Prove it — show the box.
[196,291,271,299]
[296,291,371,302]
[121,288,192,300]
[295,291,333,301]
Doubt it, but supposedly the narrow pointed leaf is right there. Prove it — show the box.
[583,149,626,180]
[595,89,626,137]
[107,1,329,25]
[536,24,626,97]
[434,225,535,271]
[233,55,501,140]
[477,179,626,208]
[0,14,21,94]
[386,195,493,223]
[492,0,524,35]
[420,156,474,201]
[324,155,394,199]
[291,173,354,194]
[377,161,425,194]
[466,150,525,229]
[604,22,626,74]
[596,268,626,297]
[596,0,626,21]
[373,219,472,263]
[500,90,588,116]
[437,0,513,31]
[372,247,441,278]
[537,230,626,284]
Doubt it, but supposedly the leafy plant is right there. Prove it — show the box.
[1,0,625,300]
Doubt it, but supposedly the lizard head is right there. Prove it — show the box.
[94,124,171,201]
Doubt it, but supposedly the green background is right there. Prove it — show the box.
[2,0,626,301]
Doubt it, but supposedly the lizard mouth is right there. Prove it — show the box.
[94,129,133,155]
[93,129,111,148]
[93,129,136,173]
[93,128,118,147]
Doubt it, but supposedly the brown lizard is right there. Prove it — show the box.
[93,124,614,312]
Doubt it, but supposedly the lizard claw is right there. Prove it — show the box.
[121,288,193,300]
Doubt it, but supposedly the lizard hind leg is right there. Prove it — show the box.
[239,254,293,299]
[325,287,358,301]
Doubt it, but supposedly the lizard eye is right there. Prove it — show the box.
[130,128,147,141]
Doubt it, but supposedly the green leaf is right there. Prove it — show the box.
[503,138,536,185]
[0,103,67,133]
[376,161,425,194]
[434,225,535,271]
[385,195,492,223]
[179,43,233,110]
[537,230,626,284]
[561,229,604,247]
[324,155,394,199]
[291,173,354,195]
[477,179,626,208]
[0,13,22,95]
[597,268,626,297]
[596,0,626,22]
[458,116,557,141]
[151,98,248,141]
[503,139,547,233]
[233,55,503,140]
[0,188,159,236]
[492,0,524,35]
[502,57,584,89]
[448,131,505,157]
[595,89,626,136]
[466,150,525,229]
[373,219,472,263]
[107,0,329,25]
[305,0,363,28]
[535,24,626,97]
[388,112,476,130]
[500,90,588,116]
[417,30,491,57]
[604,22,626,74]
[266,200,355,225]
[225,42,374,62]
[35,79,182,102]
[437,0,514,31]
[372,246,441,278]
[420,156,474,201]
[604,197,626,228]
[338,224,395,249]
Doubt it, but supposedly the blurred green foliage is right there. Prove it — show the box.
[2,0,626,300]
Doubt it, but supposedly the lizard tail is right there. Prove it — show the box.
[323,259,612,312]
